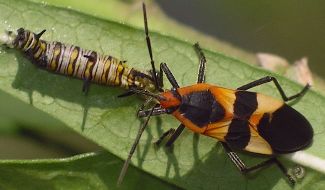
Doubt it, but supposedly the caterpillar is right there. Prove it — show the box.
[0,28,157,94]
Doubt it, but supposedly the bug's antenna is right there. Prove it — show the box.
[117,106,156,186]
[143,3,159,90]
[126,88,166,101]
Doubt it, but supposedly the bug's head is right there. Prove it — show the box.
[159,88,181,113]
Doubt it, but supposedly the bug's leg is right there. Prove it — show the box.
[135,96,166,117]
[137,97,154,114]
[154,128,175,146]
[221,142,295,185]
[160,63,180,89]
[163,43,207,147]
[138,106,166,117]
[154,124,185,147]
[165,124,185,147]
[153,65,164,91]
[194,43,207,83]
[237,76,310,102]
[142,3,162,91]
[117,105,156,186]
[137,98,178,147]
[137,99,171,146]
[159,63,186,147]
[117,90,135,98]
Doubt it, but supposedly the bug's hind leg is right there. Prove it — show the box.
[194,43,207,84]
[237,76,310,102]
[221,142,296,186]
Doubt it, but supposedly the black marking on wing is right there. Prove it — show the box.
[257,104,313,153]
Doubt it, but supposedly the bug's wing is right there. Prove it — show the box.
[204,118,273,155]
[204,88,281,155]
[245,120,273,154]
[205,87,312,155]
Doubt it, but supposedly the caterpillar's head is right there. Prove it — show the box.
[0,28,33,50]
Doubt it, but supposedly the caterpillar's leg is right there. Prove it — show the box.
[82,78,91,95]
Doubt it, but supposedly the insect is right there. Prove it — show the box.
[117,12,313,184]
[0,23,162,94]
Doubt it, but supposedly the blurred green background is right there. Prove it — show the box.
[156,0,325,77]
[1,0,324,160]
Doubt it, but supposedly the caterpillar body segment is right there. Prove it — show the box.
[1,28,155,92]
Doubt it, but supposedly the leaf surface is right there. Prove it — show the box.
[0,0,325,189]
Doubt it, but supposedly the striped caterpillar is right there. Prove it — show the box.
[0,28,158,94]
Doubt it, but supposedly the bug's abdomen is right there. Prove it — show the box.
[257,104,313,154]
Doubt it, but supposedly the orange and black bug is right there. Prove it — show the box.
[0,24,162,94]
[117,29,313,184]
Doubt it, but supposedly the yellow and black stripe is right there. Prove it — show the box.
[4,28,155,91]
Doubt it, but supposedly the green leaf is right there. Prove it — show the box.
[0,0,325,189]
[0,89,67,132]
[0,151,180,190]
[27,0,257,65]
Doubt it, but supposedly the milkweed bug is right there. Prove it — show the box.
[117,3,313,186]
